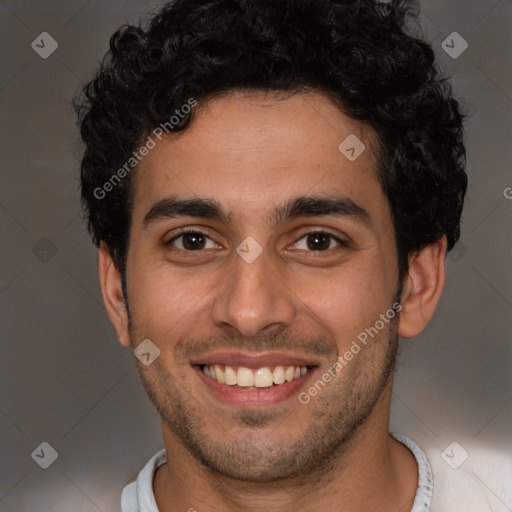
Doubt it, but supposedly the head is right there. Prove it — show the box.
[75,0,467,482]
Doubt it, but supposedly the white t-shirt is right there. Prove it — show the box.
[121,433,497,511]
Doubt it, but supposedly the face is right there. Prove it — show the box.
[123,90,402,481]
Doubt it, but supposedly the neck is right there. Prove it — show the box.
[154,384,418,512]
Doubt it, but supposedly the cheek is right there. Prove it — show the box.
[128,259,218,338]
[294,264,393,344]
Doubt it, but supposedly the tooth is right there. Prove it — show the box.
[254,367,273,387]
[237,367,254,387]
[273,365,286,384]
[208,365,218,380]
[204,363,307,387]
[213,364,225,383]
[225,365,237,385]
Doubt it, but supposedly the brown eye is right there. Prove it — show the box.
[167,231,217,251]
[306,233,332,251]
[182,233,206,250]
[294,232,343,252]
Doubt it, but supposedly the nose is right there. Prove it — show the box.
[211,248,296,338]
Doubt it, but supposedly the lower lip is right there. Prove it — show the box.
[193,365,317,408]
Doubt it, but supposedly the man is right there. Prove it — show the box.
[74,0,472,510]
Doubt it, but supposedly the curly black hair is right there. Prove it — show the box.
[74,0,467,287]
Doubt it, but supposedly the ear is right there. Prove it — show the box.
[398,235,447,338]
[98,242,131,347]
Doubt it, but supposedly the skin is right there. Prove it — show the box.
[99,90,447,511]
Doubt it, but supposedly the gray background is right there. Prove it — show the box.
[0,0,510,510]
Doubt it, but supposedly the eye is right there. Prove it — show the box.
[167,230,219,251]
[293,231,345,252]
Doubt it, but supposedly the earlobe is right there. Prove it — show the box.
[398,236,447,338]
[98,242,131,347]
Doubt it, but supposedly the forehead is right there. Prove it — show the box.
[131,90,386,226]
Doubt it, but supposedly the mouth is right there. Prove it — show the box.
[190,352,320,408]
[199,363,314,388]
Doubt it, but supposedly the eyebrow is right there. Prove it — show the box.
[142,194,371,228]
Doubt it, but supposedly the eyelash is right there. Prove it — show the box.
[165,228,348,252]
[166,228,220,251]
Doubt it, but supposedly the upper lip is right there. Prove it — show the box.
[190,351,320,368]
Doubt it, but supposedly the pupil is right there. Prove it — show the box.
[183,233,205,250]
[307,233,330,251]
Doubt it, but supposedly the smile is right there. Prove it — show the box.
[200,364,313,388]
[190,352,320,407]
